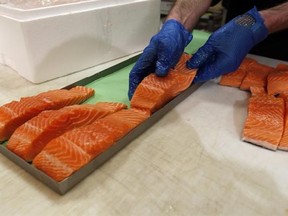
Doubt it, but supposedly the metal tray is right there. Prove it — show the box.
[0,55,202,195]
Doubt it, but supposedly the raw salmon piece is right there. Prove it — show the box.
[240,62,274,91]
[276,63,288,71]
[130,74,175,114]
[277,92,288,150]
[278,96,288,151]
[242,95,285,150]
[33,108,149,182]
[7,102,126,161]
[35,86,95,108]
[219,57,257,87]
[0,86,94,142]
[169,70,197,98]
[172,53,192,71]
[62,108,149,157]
[238,57,258,71]
[33,138,92,182]
[278,92,288,101]
[130,81,164,114]
[267,71,288,95]
[250,86,267,96]
[130,53,196,114]
[219,69,247,88]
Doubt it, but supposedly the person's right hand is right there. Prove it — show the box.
[187,7,269,83]
[128,19,192,100]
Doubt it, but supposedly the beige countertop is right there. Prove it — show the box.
[1,54,288,216]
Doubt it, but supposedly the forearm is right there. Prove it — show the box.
[260,2,288,33]
[166,0,212,31]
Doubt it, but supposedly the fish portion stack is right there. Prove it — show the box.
[6,102,127,161]
[219,59,288,151]
[0,53,197,182]
[0,86,95,142]
[33,108,149,182]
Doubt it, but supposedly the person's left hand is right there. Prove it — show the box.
[187,7,268,83]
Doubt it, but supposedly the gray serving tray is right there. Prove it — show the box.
[0,55,202,195]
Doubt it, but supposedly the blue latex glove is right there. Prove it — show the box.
[187,7,269,83]
[128,19,192,100]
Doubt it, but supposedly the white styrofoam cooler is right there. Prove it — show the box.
[0,0,160,83]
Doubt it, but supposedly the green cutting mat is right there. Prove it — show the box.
[84,30,210,106]
[84,64,133,105]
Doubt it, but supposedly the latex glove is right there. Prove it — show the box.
[187,7,268,83]
[128,19,192,100]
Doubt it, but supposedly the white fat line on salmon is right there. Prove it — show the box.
[41,151,74,173]
[25,122,44,133]
[2,106,18,117]
[58,136,88,156]
[41,98,54,104]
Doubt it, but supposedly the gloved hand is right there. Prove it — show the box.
[128,19,192,100]
[187,7,269,83]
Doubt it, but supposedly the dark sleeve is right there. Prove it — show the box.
[211,0,221,6]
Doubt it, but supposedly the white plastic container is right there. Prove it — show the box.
[0,0,160,83]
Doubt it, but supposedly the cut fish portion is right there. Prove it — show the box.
[7,102,126,161]
[219,57,256,87]
[69,108,149,157]
[278,93,288,151]
[172,53,192,71]
[250,86,267,96]
[238,58,257,71]
[36,86,95,107]
[278,92,288,101]
[242,94,285,150]
[276,63,288,71]
[33,108,150,182]
[130,53,196,114]
[278,110,288,151]
[240,62,274,91]
[0,86,94,142]
[267,71,288,95]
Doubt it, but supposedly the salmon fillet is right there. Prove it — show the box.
[276,63,288,71]
[7,102,126,161]
[240,62,274,91]
[277,93,288,151]
[278,92,288,103]
[250,86,267,96]
[130,53,196,114]
[0,86,94,142]
[267,71,288,96]
[219,57,256,87]
[172,52,192,71]
[242,94,285,150]
[33,108,150,182]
